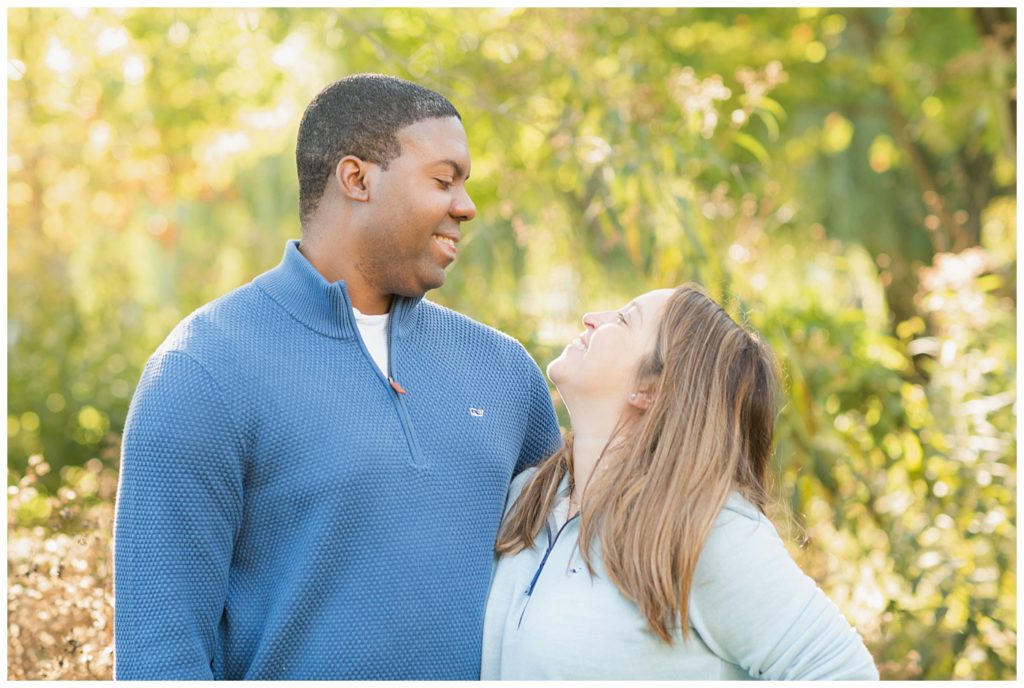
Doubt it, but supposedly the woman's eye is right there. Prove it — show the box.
[436,179,453,190]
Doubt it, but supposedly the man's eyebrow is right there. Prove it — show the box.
[432,159,468,180]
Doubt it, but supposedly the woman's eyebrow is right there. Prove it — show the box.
[630,302,643,326]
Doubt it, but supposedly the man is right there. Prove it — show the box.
[113,74,562,680]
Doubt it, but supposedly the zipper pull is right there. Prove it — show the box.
[388,377,407,395]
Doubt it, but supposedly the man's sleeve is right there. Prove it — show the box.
[514,351,562,475]
[113,350,244,679]
[687,508,879,680]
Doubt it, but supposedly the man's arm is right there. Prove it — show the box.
[514,353,562,475]
[113,350,244,679]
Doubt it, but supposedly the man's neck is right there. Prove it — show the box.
[297,238,392,315]
[346,286,393,315]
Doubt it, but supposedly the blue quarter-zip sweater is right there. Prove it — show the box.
[113,240,562,680]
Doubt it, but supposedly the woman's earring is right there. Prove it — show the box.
[628,391,652,410]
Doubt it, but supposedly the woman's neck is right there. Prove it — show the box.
[569,429,625,519]
[562,397,632,516]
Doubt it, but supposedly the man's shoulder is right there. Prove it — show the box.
[155,282,268,363]
[417,299,513,340]
[417,299,535,364]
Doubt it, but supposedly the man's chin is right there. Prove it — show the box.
[394,273,445,299]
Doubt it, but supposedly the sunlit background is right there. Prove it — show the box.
[7,7,1016,680]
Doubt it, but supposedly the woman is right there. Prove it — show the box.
[481,285,878,680]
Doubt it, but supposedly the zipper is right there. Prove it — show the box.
[516,513,579,630]
[383,299,427,467]
[340,287,426,467]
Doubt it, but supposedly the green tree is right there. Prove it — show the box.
[7,7,1015,679]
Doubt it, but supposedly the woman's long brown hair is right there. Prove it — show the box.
[495,284,780,643]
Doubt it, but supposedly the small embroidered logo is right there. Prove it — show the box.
[469,407,485,417]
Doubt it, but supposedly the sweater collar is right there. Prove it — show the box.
[548,471,575,531]
[254,240,421,341]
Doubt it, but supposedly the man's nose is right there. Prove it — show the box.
[451,187,476,222]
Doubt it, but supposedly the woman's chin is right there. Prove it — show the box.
[545,353,568,384]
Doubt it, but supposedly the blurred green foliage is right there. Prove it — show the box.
[7,7,1015,680]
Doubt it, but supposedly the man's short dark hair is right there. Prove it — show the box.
[296,74,460,227]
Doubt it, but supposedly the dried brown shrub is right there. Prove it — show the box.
[8,456,116,680]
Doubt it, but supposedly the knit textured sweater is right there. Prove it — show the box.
[113,240,562,680]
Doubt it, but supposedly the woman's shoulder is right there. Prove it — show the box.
[693,492,805,610]
[504,466,541,511]
[706,492,783,552]
[691,493,879,680]
[510,465,540,493]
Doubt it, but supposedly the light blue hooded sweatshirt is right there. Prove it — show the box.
[482,467,879,680]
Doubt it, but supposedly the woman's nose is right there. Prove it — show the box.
[582,312,600,330]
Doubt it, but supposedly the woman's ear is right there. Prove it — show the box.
[627,389,655,411]
[335,155,370,202]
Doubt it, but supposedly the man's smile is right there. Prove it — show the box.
[432,233,459,260]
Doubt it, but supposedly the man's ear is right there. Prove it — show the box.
[335,156,371,202]
[627,389,655,411]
